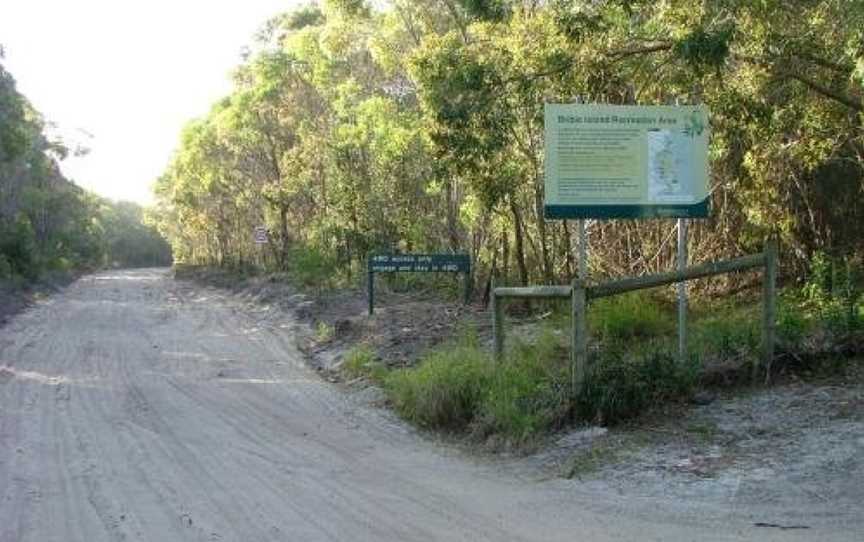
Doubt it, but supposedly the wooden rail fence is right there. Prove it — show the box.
[492,241,778,393]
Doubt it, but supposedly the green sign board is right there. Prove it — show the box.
[368,254,470,273]
[367,254,471,314]
[544,104,710,219]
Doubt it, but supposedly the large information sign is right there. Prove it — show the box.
[544,104,710,219]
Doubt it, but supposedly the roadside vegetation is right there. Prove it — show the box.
[146,2,862,447]
[1,53,171,287]
[341,254,862,449]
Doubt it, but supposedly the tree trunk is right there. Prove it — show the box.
[445,178,460,251]
[509,198,529,287]
[562,220,574,279]
[501,230,510,284]
[533,177,553,284]
[279,204,290,270]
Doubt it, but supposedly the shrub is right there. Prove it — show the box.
[802,251,863,332]
[590,292,674,343]
[383,272,461,299]
[384,329,701,441]
[341,344,386,382]
[777,297,811,347]
[691,312,759,359]
[289,245,336,293]
[0,221,37,279]
[454,323,481,348]
[48,257,73,272]
[385,345,491,430]
[475,335,570,443]
[578,348,699,425]
[316,321,334,342]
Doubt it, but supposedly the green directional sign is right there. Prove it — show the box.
[367,254,471,314]
[544,104,710,219]
[368,254,470,273]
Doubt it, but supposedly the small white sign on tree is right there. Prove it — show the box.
[253,226,268,245]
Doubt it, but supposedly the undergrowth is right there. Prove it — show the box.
[386,342,490,430]
[578,348,699,425]
[340,254,863,449]
[590,292,674,341]
[348,328,698,448]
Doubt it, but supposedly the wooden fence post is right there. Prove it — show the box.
[758,239,778,383]
[491,277,504,361]
[571,278,588,395]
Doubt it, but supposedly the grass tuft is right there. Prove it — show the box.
[472,332,571,444]
[590,292,674,342]
[578,348,699,425]
[385,344,490,430]
[691,311,758,360]
[341,344,387,382]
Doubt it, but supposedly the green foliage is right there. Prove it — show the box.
[289,245,336,293]
[801,252,863,332]
[1,60,170,282]
[0,254,12,280]
[590,292,674,343]
[578,349,699,425]
[99,200,173,268]
[379,271,464,301]
[383,329,698,442]
[385,343,491,430]
[383,327,569,441]
[286,5,325,30]
[777,296,812,346]
[0,219,37,279]
[341,344,388,381]
[673,27,733,75]
[325,0,370,19]
[150,1,864,302]
[474,333,570,443]
[458,0,510,23]
[316,321,335,342]
[691,309,759,359]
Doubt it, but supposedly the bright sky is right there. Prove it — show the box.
[1,0,297,204]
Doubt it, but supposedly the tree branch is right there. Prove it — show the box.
[791,51,853,74]
[500,41,675,87]
[735,54,863,113]
[782,71,863,112]
[606,42,673,60]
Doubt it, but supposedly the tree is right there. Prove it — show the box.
[150,0,864,290]
[1,58,171,280]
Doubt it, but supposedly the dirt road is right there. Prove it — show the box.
[0,270,851,541]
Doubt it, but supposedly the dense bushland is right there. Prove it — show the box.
[151,0,863,292]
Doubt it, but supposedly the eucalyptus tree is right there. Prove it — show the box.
[2,56,166,279]
[151,0,863,288]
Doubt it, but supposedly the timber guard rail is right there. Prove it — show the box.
[491,241,778,394]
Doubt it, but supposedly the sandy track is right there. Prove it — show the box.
[0,269,850,541]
